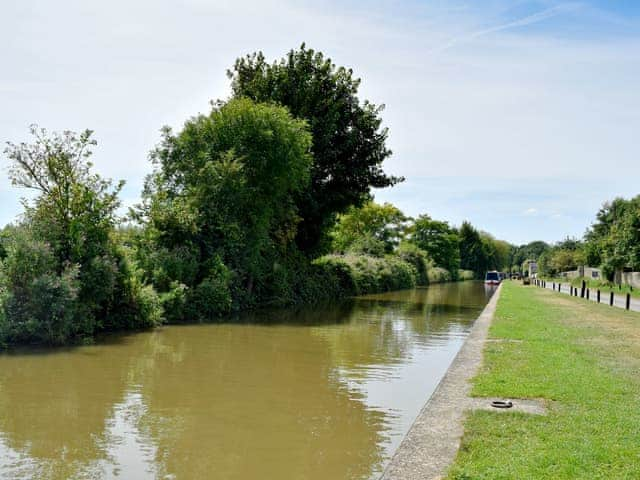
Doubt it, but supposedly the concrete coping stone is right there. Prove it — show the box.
[381,284,506,480]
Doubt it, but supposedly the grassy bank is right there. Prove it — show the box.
[447,281,640,479]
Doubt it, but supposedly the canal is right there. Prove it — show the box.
[0,281,494,479]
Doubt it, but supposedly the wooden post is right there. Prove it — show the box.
[581,280,586,298]
[597,289,600,303]
[610,291,614,306]
[627,293,631,311]
[586,289,590,300]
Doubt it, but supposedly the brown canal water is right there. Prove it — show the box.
[0,281,495,480]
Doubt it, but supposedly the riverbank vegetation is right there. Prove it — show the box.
[0,45,510,346]
[448,281,640,479]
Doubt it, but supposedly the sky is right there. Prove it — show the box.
[1,0,639,245]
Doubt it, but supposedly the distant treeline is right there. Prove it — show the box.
[505,195,640,280]
[0,45,509,346]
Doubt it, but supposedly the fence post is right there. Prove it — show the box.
[610,291,614,306]
[586,289,590,300]
[627,293,631,311]
[581,280,586,298]
[597,289,600,303]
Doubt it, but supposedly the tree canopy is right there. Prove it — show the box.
[330,201,408,256]
[584,195,640,278]
[139,98,313,317]
[2,126,160,344]
[228,44,401,253]
[410,215,460,277]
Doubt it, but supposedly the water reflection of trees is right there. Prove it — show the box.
[316,282,490,369]
[133,326,388,479]
[0,341,140,478]
[0,281,491,479]
[0,326,389,479]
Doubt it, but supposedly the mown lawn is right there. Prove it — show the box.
[447,281,640,479]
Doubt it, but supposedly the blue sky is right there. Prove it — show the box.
[1,0,639,245]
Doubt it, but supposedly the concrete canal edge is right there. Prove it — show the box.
[380,283,503,480]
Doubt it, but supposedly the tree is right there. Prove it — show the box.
[458,222,511,275]
[410,215,460,276]
[459,221,486,275]
[330,201,408,255]
[585,195,640,278]
[228,44,401,253]
[2,126,161,344]
[139,98,313,315]
[509,240,550,270]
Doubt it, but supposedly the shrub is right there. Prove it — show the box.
[311,255,358,298]
[159,282,188,324]
[427,266,451,284]
[183,258,232,322]
[0,233,80,344]
[397,243,430,285]
[458,269,475,281]
[313,254,416,297]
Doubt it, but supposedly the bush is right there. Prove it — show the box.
[0,233,80,345]
[311,255,358,298]
[313,254,416,297]
[458,269,475,281]
[159,282,188,324]
[346,234,387,257]
[182,258,232,322]
[427,266,451,284]
[397,243,430,285]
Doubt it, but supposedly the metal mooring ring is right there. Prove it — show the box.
[491,400,513,409]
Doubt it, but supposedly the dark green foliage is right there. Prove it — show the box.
[397,242,430,285]
[185,259,232,322]
[330,201,408,255]
[459,221,510,275]
[411,215,460,278]
[138,98,313,319]
[0,232,79,344]
[538,237,585,277]
[584,195,640,279]
[228,44,401,253]
[509,240,550,271]
[1,127,162,345]
[458,221,486,275]
[315,254,416,296]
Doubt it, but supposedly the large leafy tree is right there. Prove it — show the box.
[459,221,486,275]
[410,215,460,276]
[330,201,408,255]
[228,44,401,253]
[509,240,550,270]
[458,222,511,275]
[585,196,640,278]
[139,98,313,314]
